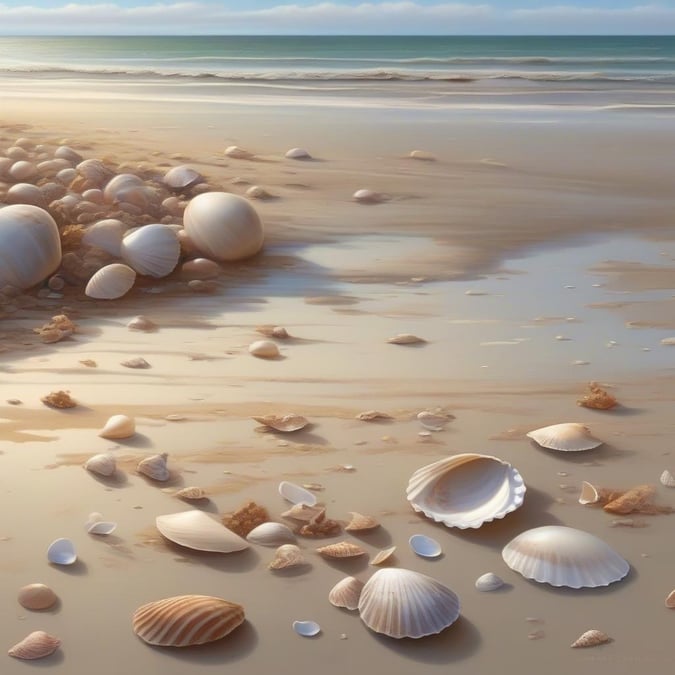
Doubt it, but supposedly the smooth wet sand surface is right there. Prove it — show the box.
[1,90,675,675]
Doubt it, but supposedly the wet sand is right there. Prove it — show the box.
[1,86,675,675]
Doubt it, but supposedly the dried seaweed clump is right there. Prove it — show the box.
[33,314,77,344]
[222,501,269,537]
[577,382,617,410]
[41,390,77,409]
[603,484,673,516]
[59,224,86,253]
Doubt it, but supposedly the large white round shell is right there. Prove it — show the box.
[526,422,603,452]
[85,263,136,300]
[156,510,249,553]
[246,522,296,546]
[82,219,127,256]
[183,192,264,262]
[120,224,180,278]
[0,204,62,289]
[406,453,526,529]
[502,526,630,588]
[47,538,77,565]
[358,568,460,639]
[99,414,135,439]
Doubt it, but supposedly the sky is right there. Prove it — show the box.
[0,2,674,35]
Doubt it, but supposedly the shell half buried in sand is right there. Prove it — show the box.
[660,469,675,487]
[406,453,526,529]
[501,526,630,588]
[329,576,364,610]
[133,595,245,647]
[358,568,460,639]
[8,631,61,660]
[387,333,427,345]
[156,510,249,553]
[526,422,603,452]
[666,589,675,608]
[252,413,308,432]
[248,340,280,359]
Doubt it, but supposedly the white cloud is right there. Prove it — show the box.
[0,3,673,34]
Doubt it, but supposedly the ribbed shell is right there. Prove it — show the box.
[8,631,61,659]
[246,522,296,546]
[85,263,136,300]
[132,595,244,647]
[406,453,526,529]
[84,452,117,477]
[316,541,366,558]
[502,526,630,588]
[155,510,249,553]
[329,576,364,610]
[120,224,180,278]
[137,452,170,481]
[345,512,379,532]
[358,568,461,639]
[526,422,603,452]
[82,219,127,256]
[570,630,611,648]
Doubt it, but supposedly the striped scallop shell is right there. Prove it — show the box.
[8,631,61,659]
[246,522,296,547]
[502,526,629,588]
[85,263,136,300]
[120,224,180,278]
[358,568,461,639]
[132,595,244,647]
[329,576,364,610]
[526,422,603,452]
[317,541,366,558]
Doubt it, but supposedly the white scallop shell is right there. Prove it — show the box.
[248,340,280,358]
[137,452,170,481]
[278,481,318,506]
[285,147,311,160]
[47,538,77,565]
[103,173,144,203]
[85,263,136,300]
[99,414,135,439]
[358,568,461,639]
[84,452,116,477]
[475,572,504,592]
[406,453,526,529]
[409,534,442,558]
[120,224,180,278]
[328,576,364,610]
[164,165,202,190]
[502,526,630,588]
[0,204,62,289]
[82,219,127,256]
[660,469,675,487]
[246,522,296,546]
[156,510,249,553]
[526,422,603,452]
[183,192,264,262]
[292,620,320,637]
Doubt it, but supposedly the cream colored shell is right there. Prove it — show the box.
[526,422,603,452]
[85,263,136,300]
[99,414,135,439]
[8,631,61,659]
[156,510,249,553]
[329,576,364,610]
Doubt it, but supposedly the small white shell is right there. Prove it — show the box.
[47,538,77,565]
[353,189,384,204]
[329,576,364,610]
[225,145,254,159]
[248,340,280,358]
[85,263,136,300]
[502,526,630,588]
[252,413,308,432]
[99,414,135,439]
[278,481,317,506]
[127,315,157,331]
[292,620,320,637]
[570,629,611,648]
[137,452,170,481]
[268,544,306,570]
[526,422,603,452]
[156,510,249,553]
[578,480,601,505]
[120,224,180,278]
[84,452,116,477]
[417,411,453,431]
[409,534,442,558]
[82,219,127,256]
[475,572,504,592]
[246,522,296,547]
[660,469,675,487]
[285,148,311,160]
[103,173,144,203]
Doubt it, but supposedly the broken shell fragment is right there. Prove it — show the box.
[526,422,603,452]
[387,333,426,345]
[299,509,341,538]
[409,534,442,558]
[475,572,504,592]
[603,484,658,515]
[132,595,245,647]
[281,503,324,522]
[253,413,308,432]
[156,510,249,553]
[278,481,317,506]
[175,486,207,501]
[17,584,58,611]
[316,541,366,559]
[137,452,170,481]
[570,629,611,648]
[268,544,306,570]
[356,410,392,421]
[8,631,61,660]
[578,481,622,506]
[329,576,364,610]
[41,390,76,409]
[47,538,77,565]
[370,546,396,566]
[344,512,380,532]
[248,340,280,358]
[293,620,320,637]
[256,325,289,339]
[84,452,116,477]
[121,356,150,369]
[666,589,675,608]
[246,522,296,547]
[99,414,135,439]
[85,513,117,535]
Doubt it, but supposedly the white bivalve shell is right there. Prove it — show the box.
[103,173,144,203]
[84,452,116,477]
[82,219,127,256]
[358,568,461,639]
[156,510,249,553]
[329,576,364,610]
[99,414,135,439]
[248,339,280,358]
[292,620,320,637]
[526,422,603,452]
[85,263,136,300]
[475,572,504,592]
[502,526,630,588]
[285,147,311,160]
[246,522,296,547]
[47,538,77,565]
[120,224,180,278]
[183,192,264,262]
[137,452,170,481]
[406,453,526,529]
[163,165,203,190]
[0,204,62,289]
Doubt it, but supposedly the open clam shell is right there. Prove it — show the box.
[526,422,603,452]
[156,510,249,553]
[409,534,442,558]
[278,481,317,506]
[329,576,364,610]
[406,453,526,529]
[502,526,630,588]
[358,568,460,639]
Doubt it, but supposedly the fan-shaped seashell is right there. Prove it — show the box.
[502,526,630,588]
[285,147,311,160]
[292,620,320,637]
[82,218,127,256]
[387,333,426,345]
[132,595,245,647]
[180,257,221,280]
[103,173,143,203]
[278,481,317,506]
[47,538,77,565]
[660,470,675,487]
[666,589,675,608]
[183,192,264,262]
[9,159,38,181]
[248,340,280,358]
[353,189,384,204]
[17,584,58,610]
[409,534,442,558]
[281,503,324,522]
[370,546,396,566]
[175,486,207,501]
[356,410,392,421]
[156,510,249,553]
[7,182,46,207]
[417,411,453,431]
[164,165,203,190]
[329,576,364,610]
[475,572,504,592]
[120,223,180,278]
[406,453,526,529]
[0,204,61,289]
[526,422,603,452]
[316,541,366,558]
[99,414,135,439]
[8,631,61,659]
[76,158,115,187]
[358,568,460,639]
[127,315,157,331]
[137,452,170,481]
[246,522,296,546]
[268,544,306,570]
[84,452,116,477]
[225,145,254,159]
[254,413,308,432]
[345,512,380,532]
[571,629,611,648]
[54,145,83,164]
[85,263,136,300]
[122,356,150,369]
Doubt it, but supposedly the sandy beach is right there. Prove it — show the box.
[1,62,675,675]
